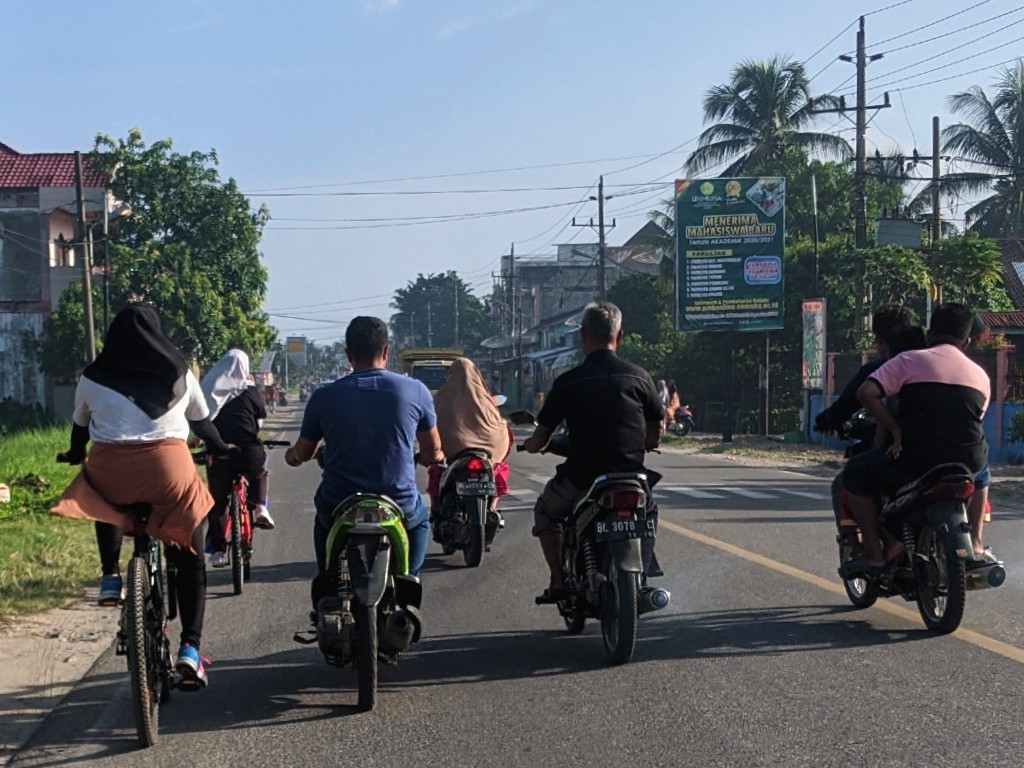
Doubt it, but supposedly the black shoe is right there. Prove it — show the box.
[535,586,573,604]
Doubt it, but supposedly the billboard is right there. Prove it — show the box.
[675,177,785,331]
[285,336,307,368]
[802,298,826,390]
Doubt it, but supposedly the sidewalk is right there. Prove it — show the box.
[0,586,117,766]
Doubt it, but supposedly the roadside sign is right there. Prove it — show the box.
[675,177,785,331]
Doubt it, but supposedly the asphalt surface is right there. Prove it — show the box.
[10,405,1024,768]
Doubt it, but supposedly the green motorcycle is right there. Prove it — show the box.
[300,493,423,711]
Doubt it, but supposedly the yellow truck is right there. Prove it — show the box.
[399,348,462,393]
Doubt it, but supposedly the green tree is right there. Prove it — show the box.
[930,234,1012,309]
[686,56,851,176]
[941,60,1024,237]
[41,129,275,379]
[607,272,675,343]
[390,272,494,352]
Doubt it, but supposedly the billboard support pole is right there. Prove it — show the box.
[723,333,733,443]
[763,331,770,437]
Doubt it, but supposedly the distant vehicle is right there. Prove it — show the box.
[398,347,462,394]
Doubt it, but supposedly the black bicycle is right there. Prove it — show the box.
[57,458,183,748]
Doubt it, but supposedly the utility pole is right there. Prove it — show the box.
[409,312,416,346]
[74,152,97,362]
[572,175,615,299]
[812,16,889,333]
[426,302,433,347]
[510,243,524,408]
[931,116,942,250]
[453,277,460,347]
[930,115,942,315]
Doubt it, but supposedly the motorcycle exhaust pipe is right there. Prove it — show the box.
[966,563,1006,591]
[637,587,671,615]
[382,608,416,652]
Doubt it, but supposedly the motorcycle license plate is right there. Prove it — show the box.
[595,516,655,541]
[456,480,496,495]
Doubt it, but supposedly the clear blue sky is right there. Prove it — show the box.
[4,0,1020,344]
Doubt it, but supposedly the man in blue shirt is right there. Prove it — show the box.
[285,317,443,582]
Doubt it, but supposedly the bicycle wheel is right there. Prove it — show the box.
[126,555,160,747]
[229,492,244,595]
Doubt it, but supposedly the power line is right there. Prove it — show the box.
[875,6,1024,55]
[244,151,695,194]
[867,0,994,50]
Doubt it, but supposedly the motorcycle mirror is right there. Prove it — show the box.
[507,409,537,426]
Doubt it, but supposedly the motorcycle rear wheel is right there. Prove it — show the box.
[463,497,486,568]
[600,554,638,665]
[838,535,877,608]
[355,602,378,711]
[916,523,966,634]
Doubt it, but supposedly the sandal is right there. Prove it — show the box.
[839,557,885,579]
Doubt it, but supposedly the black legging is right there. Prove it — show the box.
[96,519,208,650]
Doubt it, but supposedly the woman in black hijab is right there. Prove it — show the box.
[53,303,231,688]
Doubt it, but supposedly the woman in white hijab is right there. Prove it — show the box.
[200,349,273,567]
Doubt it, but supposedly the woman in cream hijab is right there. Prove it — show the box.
[429,358,512,511]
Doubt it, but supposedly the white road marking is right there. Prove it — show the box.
[657,485,725,499]
[777,488,831,500]
[721,487,775,499]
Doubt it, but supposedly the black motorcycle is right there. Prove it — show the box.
[833,412,1006,632]
[511,412,669,665]
[432,450,504,567]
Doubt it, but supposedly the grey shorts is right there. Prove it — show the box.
[532,474,586,537]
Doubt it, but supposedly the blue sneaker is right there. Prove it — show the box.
[175,643,209,688]
[98,574,123,606]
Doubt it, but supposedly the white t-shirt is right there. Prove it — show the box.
[73,371,210,443]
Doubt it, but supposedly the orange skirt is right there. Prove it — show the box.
[51,439,214,551]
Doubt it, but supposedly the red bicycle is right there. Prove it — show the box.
[197,440,290,595]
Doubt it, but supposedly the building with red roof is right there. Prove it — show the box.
[0,141,109,410]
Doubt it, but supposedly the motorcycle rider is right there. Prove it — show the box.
[429,357,513,515]
[284,317,442,601]
[842,303,990,572]
[521,300,665,602]
[814,304,917,435]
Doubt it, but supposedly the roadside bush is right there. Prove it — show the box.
[0,397,53,436]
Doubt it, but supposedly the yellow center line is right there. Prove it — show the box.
[658,518,1024,665]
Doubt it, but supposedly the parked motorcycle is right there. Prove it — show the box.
[510,411,670,665]
[833,411,1006,633]
[666,405,695,436]
[433,450,503,567]
[295,492,423,711]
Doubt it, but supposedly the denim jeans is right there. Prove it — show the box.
[314,494,429,577]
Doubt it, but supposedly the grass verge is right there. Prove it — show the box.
[0,426,98,620]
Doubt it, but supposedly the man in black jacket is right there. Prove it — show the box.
[814,305,917,434]
[521,301,665,601]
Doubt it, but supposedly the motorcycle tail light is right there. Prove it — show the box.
[465,457,487,471]
[341,501,397,524]
[924,479,975,501]
[600,489,644,511]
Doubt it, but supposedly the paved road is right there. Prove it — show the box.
[11,406,1024,767]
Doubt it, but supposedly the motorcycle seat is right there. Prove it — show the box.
[882,463,974,519]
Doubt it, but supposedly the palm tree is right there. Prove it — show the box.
[941,60,1024,237]
[685,56,851,177]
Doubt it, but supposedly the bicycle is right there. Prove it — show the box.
[56,456,180,748]
[197,439,290,595]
